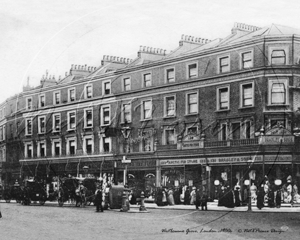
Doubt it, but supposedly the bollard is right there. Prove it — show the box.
[120,190,130,212]
[139,191,147,212]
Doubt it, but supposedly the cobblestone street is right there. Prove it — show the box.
[1,201,300,240]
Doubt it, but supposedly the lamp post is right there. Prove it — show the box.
[244,179,251,211]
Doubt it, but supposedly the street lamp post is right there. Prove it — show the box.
[244,179,251,211]
[214,180,220,200]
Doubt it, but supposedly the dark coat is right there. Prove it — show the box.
[256,187,265,209]
[184,189,190,205]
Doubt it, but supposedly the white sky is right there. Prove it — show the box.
[1,0,300,103]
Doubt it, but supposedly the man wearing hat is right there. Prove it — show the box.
[94,184,104,212]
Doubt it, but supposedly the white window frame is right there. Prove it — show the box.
[139,130,154,152]
[52,139,62,157]
[83,136,94,155]
[122,103,132,123]
[53,91,61,105]
[84,84,93,99]
[163,127,177,145]
[24,141,33,158]
[102,80,111,95]
[240,82,254,108]
[68,88,76,102]
[268,78,288,105]
[39,94,45,108]
[219,123,228,141]
[100,136,111,153]
[25,118,33,136]
[242,120,253,139]
[218,55,230,74]
[186,92,198,115]
[84,108,93,128]
[141,99,152,120]
[186,62,198,79]
[66,137,77,155]
[268,46,289,65]
[165,67,175,83]
[216,85,230,111]
[164,95,176,117]
[38,116,46,134]
[26,97,32,110]
[123,77,131,91]
[240,50,253,69]
[100,105,111,126]
[142,73,152,88]
[52,113,61,132]
[37,140,46,157]
[67,111,76,131]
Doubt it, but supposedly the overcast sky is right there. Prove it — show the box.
[1,0,300,103]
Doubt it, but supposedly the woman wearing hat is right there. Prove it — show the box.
[190,187,196,205]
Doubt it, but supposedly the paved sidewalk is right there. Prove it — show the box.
[129,201,300,213]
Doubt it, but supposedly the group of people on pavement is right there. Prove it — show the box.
[155,186,208,210]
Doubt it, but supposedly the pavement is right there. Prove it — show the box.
[128,200,300,213]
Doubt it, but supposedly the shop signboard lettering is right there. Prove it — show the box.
[182,141,200,149]
[259,136,294,145]
[160,155,292,166]
[117,159,156,169]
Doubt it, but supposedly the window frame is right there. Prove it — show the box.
[268,79,288,106]
[164,127,177,145]
[25,118,33,136]
[216,85,230,111]
[66,137,77,155]
[240,50,253,69]
[186,62,198,79]
[100,136,111,153]
[39,94,45,108]
[67,111,76,131]
[240,82,254,108]
[123,77,131,91]
[68,87,76,102]
[83,136,94,155]
[84,84,93,99]
[84,108,93,128]
[26,97,32,110]
[52,113,61,132]
[218,55,230,74]
[24,141,33,158]
[142,73,152,88]
[269,46,289,65]
[219,123,228,141]
[53,91,61,105]
[52,139,62,157]
[186,92,198,115]
[102,80,111,95]
[37,140,46,157]
[38,116,46,134]
[164,95,176,118]
[165,67,175,83]
[141,99,153,120]
[122,103,132,123]
[100,105,111,126]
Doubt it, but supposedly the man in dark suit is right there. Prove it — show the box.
[95,185,103,212]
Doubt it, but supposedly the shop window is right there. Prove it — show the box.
[166,68,175,83]
[241,83,254,107]
[241,51,253,69]
[187,63,197,78]
[165,96,176,117]
[123,78,131,91]
[217,87,229,110]
[122,103,131,123]
[143,73,152,87]
[186,92,198,115]
[53,114,61,132]
[38,116,46,134]
[84,109,93,128]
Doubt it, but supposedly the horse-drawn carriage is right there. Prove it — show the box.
[57,177,99,207]
[21,179,47,205]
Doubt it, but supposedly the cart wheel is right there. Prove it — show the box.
[5,199,11,203]
[39,200,45,205]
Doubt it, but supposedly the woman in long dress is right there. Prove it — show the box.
[167,188,175,205]
[190,187,196,205]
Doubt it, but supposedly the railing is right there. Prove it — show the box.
[157,144,177,151]
[204,138,259,148]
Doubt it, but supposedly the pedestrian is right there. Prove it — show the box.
[256,184,265,210]
[162,188,168,206]
[275,188,282,208]
[156,188,163,206]
[167,188,175,205]
[195,188,201,209]
[268,186,275,208]
[200,191,208,211]
[190,187,196,205]
[173,187,181,205]
[184,187,190,205]
[234,186,241,207]
[94,186,103,212]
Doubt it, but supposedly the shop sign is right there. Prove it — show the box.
[181,141,200,149]
[117,159,156,169]
[259,136,294,145]
[160,155,292,165]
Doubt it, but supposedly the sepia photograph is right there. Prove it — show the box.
[1,0,300,239]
